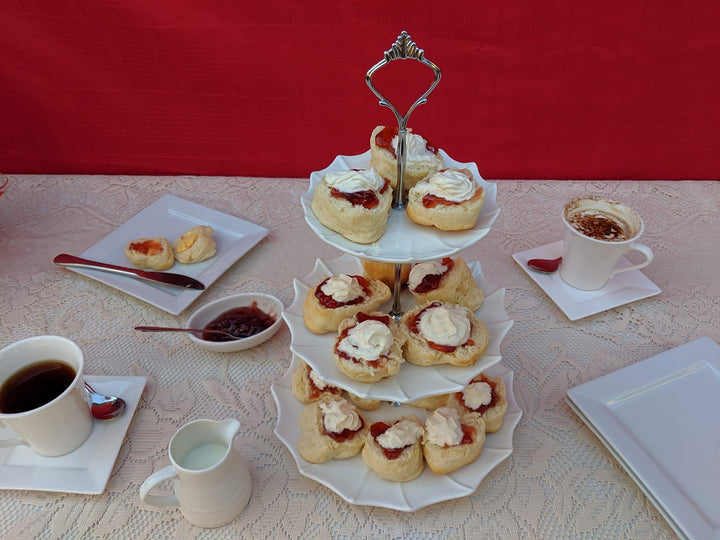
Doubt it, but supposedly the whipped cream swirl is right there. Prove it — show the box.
[309,369,330,390]
[377,419,424,449]
[425,407,463,446]
[413,169,476,202]
[320,274,364,303]
[319,399,362,433]
[324,169,385,193]
[337,319,392,361]
[418,304,471,347]
[462,381,492,410]
[391,129,439,168]
[408,260,448,291]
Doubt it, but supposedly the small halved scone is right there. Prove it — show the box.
[400,301,489,368]
[291,361,342,404]
[446,373,508,433]
[173,225,216,264]
[408,257,484,311]
[361,416,425,482]
[422,407,486,474]
[297,396,368,464]
[125,237,174,271]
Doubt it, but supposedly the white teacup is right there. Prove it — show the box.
[140,418,252,528]
[0,336,92,456]
[560,196,654,290]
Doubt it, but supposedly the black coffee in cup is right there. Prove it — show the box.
[0,360,76,414]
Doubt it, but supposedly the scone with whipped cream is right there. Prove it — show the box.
[297,396,368,464]
[303,273,391,334]
[125,237,174,271]
[408,257,484,311]
[422,406,486,474]
[333,311,404,383]
[400,301,489,368]
[361,416,426,482]
[173,225,216,264]
[369,125,444,193]
[407,168,486,231]
[291,360,343,404]
[447,373,507,433]
[310,168,392,244]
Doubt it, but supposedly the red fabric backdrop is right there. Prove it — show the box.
[1,1,719,179]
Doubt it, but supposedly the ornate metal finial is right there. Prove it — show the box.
[383,30,425,62]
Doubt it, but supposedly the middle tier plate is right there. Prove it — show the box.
[283,254,514,402]
[302,150,500,263]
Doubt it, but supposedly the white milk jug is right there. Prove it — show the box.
[140,418,252,528]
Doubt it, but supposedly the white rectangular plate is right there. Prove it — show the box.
[0,375,146,494]
[68,195,268,315]
[513,241,661,320]
[567,338,720,540]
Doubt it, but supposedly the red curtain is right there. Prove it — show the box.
[1,1,719,179]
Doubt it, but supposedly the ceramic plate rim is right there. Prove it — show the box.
[566,337,720,540]
[512,241,661,320]
[0,375,146,494]
[301,150,500,263]
[282,254,513,402]
[68,194,269,315]
[271,358,521,511]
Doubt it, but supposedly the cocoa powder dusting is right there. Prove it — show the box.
[568,212,629,241]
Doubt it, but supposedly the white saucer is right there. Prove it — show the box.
[512,241,661,321]
[272,357,522,511]
[567,337,720,540]
[0,375,146,494]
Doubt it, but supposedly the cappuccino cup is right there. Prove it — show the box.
[0,336,92,456]
[560,196,654,290]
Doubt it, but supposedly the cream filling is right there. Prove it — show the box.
[324,169,385,193]
[418,305,471,347]
[425,407,463,446]
[413,169,476,202]
[337,319,392,362]
[463,381,492,409]
[377,419,424,449]
[320,274,364,303]
[320,399,361,433]
[408,260,448,291]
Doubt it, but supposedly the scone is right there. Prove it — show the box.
[362,259,411,289]
[400,301,490,368]
[447,373,508,433]
[125,237,174,271]
[303,273,391,334]
[347,392,383,410]
[408,257,484,311]
[310,168,392,244]
[291,361,343,404]
[369,125,444,193]
[297,396,368,464]
[361,416,425,482]
[406,168,486,231]
[334,312,404,383]
[422,407,486,474]
[173,225,216,264]
[408,393,449,411]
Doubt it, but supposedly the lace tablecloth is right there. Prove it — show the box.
[0,175,717,539]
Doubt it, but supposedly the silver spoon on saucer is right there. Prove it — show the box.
[134,325,241,340]
[527,257,562,273]
[85,381,126,420]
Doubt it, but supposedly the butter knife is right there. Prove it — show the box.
[54,254,206,290]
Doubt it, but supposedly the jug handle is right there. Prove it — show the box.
[139,465,179,507]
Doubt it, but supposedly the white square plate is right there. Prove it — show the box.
[513,241,661,320]
[272,357,522,511]
[0,375,146,494]
[566,337,720,540]
[67,195,268,315]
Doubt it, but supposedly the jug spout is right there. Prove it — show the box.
[218,418,241,441]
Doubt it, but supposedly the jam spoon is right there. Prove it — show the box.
[527,257,562,273]
[134,326,241,340]
[85,382,126,420]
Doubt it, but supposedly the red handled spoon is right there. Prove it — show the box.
[527,257,562,273]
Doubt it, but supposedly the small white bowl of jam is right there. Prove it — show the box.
[186,293,284,352]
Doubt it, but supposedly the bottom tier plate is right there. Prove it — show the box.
[271,357,522,511]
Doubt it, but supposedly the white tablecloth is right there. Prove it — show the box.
[0,175,717,539]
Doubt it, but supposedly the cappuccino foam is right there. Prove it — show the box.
[567,210,630,242]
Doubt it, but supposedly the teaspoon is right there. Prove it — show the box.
[134,325,241,340]
[85,381,126,420]
[527,257,562,273]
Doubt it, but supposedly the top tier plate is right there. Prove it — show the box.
[302,150,500,263]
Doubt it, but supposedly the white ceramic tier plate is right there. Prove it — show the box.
[283,254,513,402]
[66,194,268,315]
[0,375,146,494]
[513,241,661,321]
[302,150,500,263]
[567,337,720,540]
[272,358,521,511]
